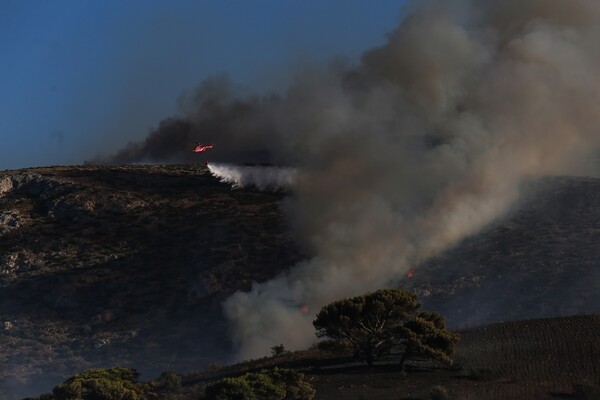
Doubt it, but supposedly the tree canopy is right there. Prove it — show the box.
[313,288,459,368]
[401,311,460,367]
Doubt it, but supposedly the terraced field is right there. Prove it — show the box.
[454,315,600,399]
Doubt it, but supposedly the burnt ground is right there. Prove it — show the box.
[0,165,598,399]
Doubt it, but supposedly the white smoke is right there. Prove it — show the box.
[207,163,297,190]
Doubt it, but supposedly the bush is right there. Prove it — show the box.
[271,344,287,357]
[430,385,449,400]
[52,367,156,400]
[205,361,222,372]
[206,377,251,400]
[205,368,315,400]
[267,368,315,400]
[157,371,182,392]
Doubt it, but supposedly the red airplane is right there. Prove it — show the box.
[193,143,214,153]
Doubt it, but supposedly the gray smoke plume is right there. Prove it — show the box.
[106,0,600,360]
[207,163,296,190]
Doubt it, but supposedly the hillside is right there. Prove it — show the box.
[318,314,600,399]
[0,165,599,398]
[0,164,303,398]
[26,315,600,400]
[407,176,600,327]
[165,315,599,400]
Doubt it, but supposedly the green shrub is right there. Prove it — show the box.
[430,384,449,400]
[206,376,264,400]
[52,367,156,400]
[266,368,315,400]
[205,361,222,372]
[157,371,182,392]
[205,368,315,400]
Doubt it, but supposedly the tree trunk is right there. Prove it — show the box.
[399,346,411,371]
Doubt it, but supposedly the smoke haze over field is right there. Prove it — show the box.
[108,0,600,359]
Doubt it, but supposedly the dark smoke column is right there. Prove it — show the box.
[105,1,600,360]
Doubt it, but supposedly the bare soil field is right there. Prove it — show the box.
[452,315,600,399]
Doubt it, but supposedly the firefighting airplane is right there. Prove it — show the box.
[193,143,214,153]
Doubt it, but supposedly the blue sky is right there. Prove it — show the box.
[0,1,406,170]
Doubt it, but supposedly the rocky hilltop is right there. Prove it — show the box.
[0,165,598,398]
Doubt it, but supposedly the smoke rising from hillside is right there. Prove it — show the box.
[107,0,600,359]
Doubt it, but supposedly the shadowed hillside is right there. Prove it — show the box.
[307,315,600,400]
[102,315,600,400]
[0,164,303,398]
[0,165,599,398]
[406,176,600,327]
